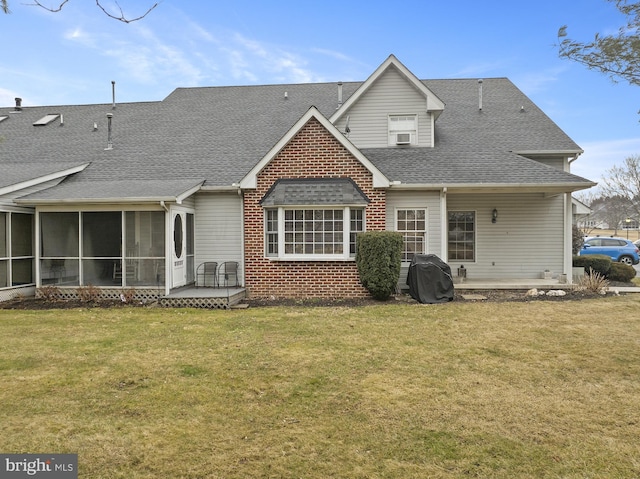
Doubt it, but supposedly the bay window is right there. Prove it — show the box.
[265,207,364,260]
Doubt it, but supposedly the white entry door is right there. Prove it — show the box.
[172,210,187,288]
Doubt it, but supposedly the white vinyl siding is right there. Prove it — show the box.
[386,190,442,288]
[447,193,565,278]
[194,192,243,285]
[334,67,433,148]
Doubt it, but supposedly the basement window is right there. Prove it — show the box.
[33,114,60,126]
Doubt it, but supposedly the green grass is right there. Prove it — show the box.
[1,298,640,478]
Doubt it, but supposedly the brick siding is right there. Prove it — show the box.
[244,117,387,299]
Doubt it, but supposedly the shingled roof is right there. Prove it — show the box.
[0,75,593,203]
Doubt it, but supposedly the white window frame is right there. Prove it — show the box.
[388,114,417,146]
[395,208,427,263]
[264,207,365,261]
[447,210,476,263]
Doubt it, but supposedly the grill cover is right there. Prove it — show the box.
[406,254,454,304]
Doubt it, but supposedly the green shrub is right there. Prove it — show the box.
[573,255,612,277]
[608,262,637,283]
[356,231,403,301]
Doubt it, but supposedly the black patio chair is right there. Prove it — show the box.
[218,261,239,287]
[196,262,218,288]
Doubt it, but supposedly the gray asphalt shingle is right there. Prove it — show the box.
[0,76,592,202]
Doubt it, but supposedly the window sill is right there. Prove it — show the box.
[266,255,356,262]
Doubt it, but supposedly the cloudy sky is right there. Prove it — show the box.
[1,0,639,184]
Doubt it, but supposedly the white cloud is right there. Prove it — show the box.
[63,27,95,47]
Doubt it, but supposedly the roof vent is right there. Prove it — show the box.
[105,113,113,150]
[337,81,343,109]
[14,98,22,112]
[478,79,483,111]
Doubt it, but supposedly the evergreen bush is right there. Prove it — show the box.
[572,255,612,277]
[356,231,403,300]
[608,262,637,283]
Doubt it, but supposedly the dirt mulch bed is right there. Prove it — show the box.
[0,285,632,310]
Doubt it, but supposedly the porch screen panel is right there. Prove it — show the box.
[0,261,7,288]
[82,212,122,286]
[40,212,79,286]
[11,213,33,257]
[10,213,34,285]
[41,212,79,257]
[125,212,165,286]
[0,212,6,258]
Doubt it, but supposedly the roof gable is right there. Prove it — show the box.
[239,107,390,189]
[330,54,445,124]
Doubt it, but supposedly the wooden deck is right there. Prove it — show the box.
[159,286,246,309]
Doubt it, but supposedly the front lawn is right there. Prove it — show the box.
[1,298,639,478]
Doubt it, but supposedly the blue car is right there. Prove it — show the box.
[580,237,640,265]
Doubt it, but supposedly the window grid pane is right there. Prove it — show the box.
[397,209,426,262]
[448,211,475,261]
[284,209,344,255]
[266,209,278,256]
[350,209,364,256]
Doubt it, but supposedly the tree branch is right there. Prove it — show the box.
[24,0,158,22]
[28,0,69,13]
[94,0,158,23]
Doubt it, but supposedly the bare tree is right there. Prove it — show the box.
[3,0,158,22]
[600,155,640,221]
[558,0,640,87]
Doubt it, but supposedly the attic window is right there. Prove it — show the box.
[33,114,60,126]
[389,115,416,146]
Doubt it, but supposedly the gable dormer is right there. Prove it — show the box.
[331,55,444,148]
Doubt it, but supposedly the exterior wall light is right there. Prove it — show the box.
[492,208,498,223]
